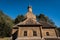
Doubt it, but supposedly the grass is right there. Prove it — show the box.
[0,37,10,40]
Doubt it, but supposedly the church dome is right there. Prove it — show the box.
[25,12,36,19]
[25,5,36,20]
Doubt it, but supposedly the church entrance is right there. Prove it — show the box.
[12,30,18,40]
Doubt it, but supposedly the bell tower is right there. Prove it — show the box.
[25,5,36,20]
[28,5,32,12]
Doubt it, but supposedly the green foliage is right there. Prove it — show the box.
[37,13,55,26]
[14,15,25,24]
[15,13,55,26]
[0,11,14,37]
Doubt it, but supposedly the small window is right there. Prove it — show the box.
[46,32,49,36]
[33,31,37,36]
[24,31,27,36]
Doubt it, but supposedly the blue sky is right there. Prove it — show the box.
[0,0,60,27]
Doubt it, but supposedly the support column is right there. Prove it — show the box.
[40,25,43,38]
[55,27,59,40]
[18,27,20,37]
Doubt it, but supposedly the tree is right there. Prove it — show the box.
[37,13,55,26]
[14,15,25,24]
[0,10,14,37]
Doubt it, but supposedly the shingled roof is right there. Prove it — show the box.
[39,21,55,27]
[13,18,41,27]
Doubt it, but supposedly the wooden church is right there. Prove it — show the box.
[11,6,59,40]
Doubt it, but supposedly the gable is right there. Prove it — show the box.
[18,18,40,25]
